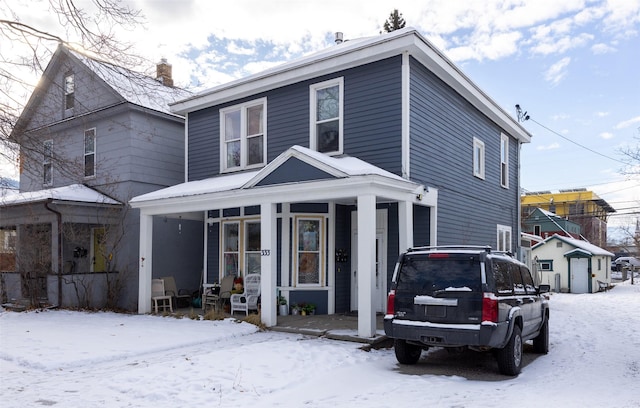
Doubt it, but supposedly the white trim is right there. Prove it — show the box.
[219,97,267,172]
[497,224,512,252]
[280,203,291,287]
[309,77,344,155]
[293,215,325,287]
[473,137,485,180]
[83,128,96,179]
[184,112,189,183]
[401,52,410,178]
[327,202,336,314]
[500,133,509,189]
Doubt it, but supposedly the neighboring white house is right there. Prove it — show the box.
[532,234,614,293]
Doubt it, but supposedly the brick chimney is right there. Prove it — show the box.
[156,58,173,87]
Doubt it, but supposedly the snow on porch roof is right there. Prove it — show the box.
[0,184,121,207]
[130,145,416,204]
[532,233,614,257]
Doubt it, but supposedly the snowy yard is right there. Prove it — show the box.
[1,281,639,408]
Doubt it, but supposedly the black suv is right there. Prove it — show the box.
[384,246,550,376]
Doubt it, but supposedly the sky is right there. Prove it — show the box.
[1,277,639,407]
[1,0,639,231]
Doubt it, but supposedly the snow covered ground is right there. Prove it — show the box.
[1,281,639,408]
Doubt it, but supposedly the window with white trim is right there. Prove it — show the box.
[539,260,553,271]
[43,139,53,186]
[220,98,266,171]
[221,219,261,279]
[500,133,509,188]
[473,137,485,179]
[497,224,512,252]
[64,74,74,110]
[295,216,324,286]
[84,128,96,178]
[310,77,343,154]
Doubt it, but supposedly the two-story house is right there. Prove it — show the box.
[130,28,532,337]
[523,207,583,242]
[0,44,201,310]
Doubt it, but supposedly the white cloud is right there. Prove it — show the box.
[537,142,561,150]
[227,42,255,56]
[595,111,609,117]
[600,132,614,139]
[544,57,571,85]
[591,42,617,54]
[614,116,640,129]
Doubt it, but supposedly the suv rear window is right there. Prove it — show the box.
[396,253,482,295]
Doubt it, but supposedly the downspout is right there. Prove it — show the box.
[44,200,63,307]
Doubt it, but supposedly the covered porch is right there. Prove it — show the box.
[131,146,438,338]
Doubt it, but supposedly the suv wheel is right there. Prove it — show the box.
[394,339,422,365]
[496,325,522,376]
[532,317,549,354]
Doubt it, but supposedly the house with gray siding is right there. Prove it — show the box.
[0,45,200,310]
[130,28,532,336]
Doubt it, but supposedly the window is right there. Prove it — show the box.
[310,77,343,154]
[497,224,512,252]
[539,260,553,271]
[500,133,509,188]
[473,137,485,179]
[597,258,602,271]
[556,241,563,248]
[221,219,261,279]
[220,98,266,171]
[64,74,74,110]
[84,128,96,178]
[43,139,53,186]
[534,225,541,236]
[295,217,324,285]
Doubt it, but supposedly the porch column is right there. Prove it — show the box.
[398,200,413,253]
[357,194,376,337]
[138,213,153,314]
[430,205,438,246]
[261,202,278,327]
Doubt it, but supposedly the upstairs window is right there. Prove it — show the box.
[43,139,53,186]
[500,133,509,188]
[310,77,343,154]
[64,74,75,110]
[84,128,96,178]
[220,98,266,171]
[473,137,485,179]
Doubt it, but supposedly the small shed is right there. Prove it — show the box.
[532,234,614,293]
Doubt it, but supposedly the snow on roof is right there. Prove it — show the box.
[130,145,412,204]
[1,184,121,207]
[533,234,613,257]
[68,49,191,116]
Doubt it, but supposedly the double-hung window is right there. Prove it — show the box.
[310,77,343,154]
[295,216,324,286]
[500,133,509,188]
[43,139,53,186]
[220,98,266,171]
[473,137,485,179]
[497,224,512,252]
[84,128,96,178]
[64,74,74,110]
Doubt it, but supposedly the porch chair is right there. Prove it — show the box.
[161,276,192,308]
[230,273,261,315]
[151,278,173,313]
[203,275,235,312]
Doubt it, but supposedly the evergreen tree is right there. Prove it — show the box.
[383,9,406,33]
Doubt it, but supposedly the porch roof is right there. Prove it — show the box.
[532,233,613,257]
[0,184,121,208]
[130,145,433,216]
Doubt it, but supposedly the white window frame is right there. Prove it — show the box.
[473,137,485,179]
[64,73,74,110]
[43,139,53,186]
[220,218,261,279]
[219,98,267,172]
[244,220,261,276]
[84,128,96,178]
[497,224,512,253]
[500,133,509,188]
[309,77,344,155]
[294,215,325,287]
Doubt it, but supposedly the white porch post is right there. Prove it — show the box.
[357,194,376,337]
[138,213,153,314]
[398,200,414,253]
[430,205,438,246]
[261,202,278,327]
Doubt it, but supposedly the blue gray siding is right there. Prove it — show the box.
[409,56,519,249]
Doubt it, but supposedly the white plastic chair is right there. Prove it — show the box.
[151,278,173,313]
[230,274,261,315]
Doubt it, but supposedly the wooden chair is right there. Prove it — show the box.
[230,274,261,315]
[151,278,172,313]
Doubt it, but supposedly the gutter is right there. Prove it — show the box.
[44,200,62,307]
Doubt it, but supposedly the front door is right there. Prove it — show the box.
[570,257,589,293]
[350,209,387,313]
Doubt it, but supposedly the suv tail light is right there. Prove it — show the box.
[386,289,396,315]
[482,292,498,323]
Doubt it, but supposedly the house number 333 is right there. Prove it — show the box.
[261,250,271,256]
